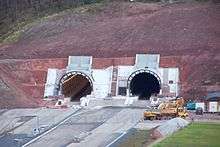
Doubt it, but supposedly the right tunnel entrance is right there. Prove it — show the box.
[128,70,161,100]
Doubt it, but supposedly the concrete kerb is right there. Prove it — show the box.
[105,114,143,147]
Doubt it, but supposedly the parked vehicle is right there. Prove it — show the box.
[186,101,196,110]
[196,107,203,115]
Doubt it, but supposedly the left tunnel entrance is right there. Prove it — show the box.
[59,72,93,101]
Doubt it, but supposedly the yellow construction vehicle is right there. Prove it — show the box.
[144,97,188,120]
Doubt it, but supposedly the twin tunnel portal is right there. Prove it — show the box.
[59,69,161,101]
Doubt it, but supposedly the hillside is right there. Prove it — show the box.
[0,1,219,59]
[0,1,219,108]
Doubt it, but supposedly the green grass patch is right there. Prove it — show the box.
[117,129,153,147]
[154,122,220,147]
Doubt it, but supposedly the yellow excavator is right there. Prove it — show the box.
[144,97,188,120]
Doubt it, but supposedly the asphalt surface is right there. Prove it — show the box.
[0,108,80,147]
[68,107,144,147]
[0,106,146,147]
[26,107,123,147]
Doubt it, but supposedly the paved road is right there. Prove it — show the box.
[0,108,79,147]
[0,106,146,147]
[68,108,144,147]
[26,107,123,147]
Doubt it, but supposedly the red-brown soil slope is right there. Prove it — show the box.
[0,58,67,108]
[0,1,219,108]
[0,2,219,59]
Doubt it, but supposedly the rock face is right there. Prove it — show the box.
[154,118,189,137]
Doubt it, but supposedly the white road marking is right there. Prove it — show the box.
[105,115,141,147]
[105,132,127,147]
[22,109,83,147]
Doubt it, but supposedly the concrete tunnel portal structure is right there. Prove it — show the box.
[59,69,161,101]
[44,54,179,101]
[59,71,93,101]
[128,69,161,99]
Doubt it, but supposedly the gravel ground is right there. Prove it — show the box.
[187,112,220,122]
[155,118,189,137]
[134,120,165,130]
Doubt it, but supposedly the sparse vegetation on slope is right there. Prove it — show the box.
[0,0,106,43]
[0,0,219,108]
[0,0,216,44]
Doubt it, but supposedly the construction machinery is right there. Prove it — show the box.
[144,97,188,120]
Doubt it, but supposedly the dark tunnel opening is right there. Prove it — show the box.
[129,72,160,100]
[61,74,92,101]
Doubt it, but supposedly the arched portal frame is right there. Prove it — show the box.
[58,71,94,92]
[127,68,161,97]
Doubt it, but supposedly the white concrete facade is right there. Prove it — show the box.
[92,67,113,98]
[44,68,59,97]
[44,54,180,98]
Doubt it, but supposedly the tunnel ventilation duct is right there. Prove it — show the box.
[128,69,161,100]
[59,71,93,101]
